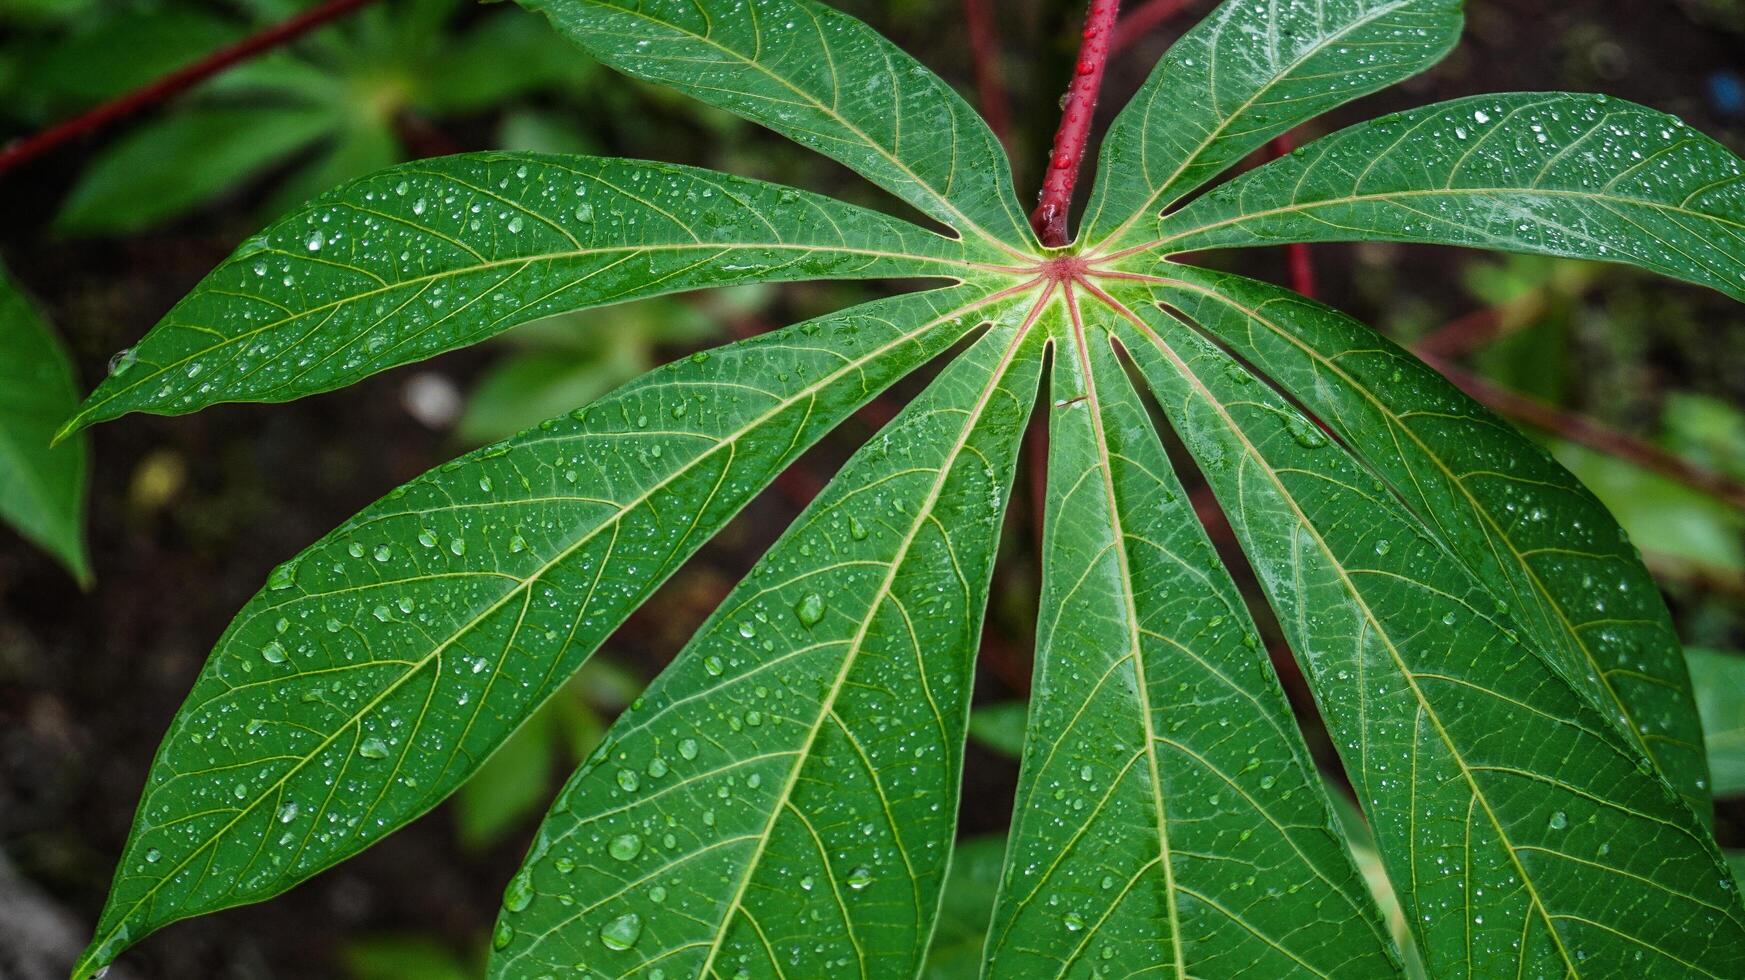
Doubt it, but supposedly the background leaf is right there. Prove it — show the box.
[1689,649,1745,797]
[0,264,91,585]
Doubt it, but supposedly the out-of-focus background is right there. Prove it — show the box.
[1,0,1742,976]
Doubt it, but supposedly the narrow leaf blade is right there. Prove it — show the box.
[1081,0,1463,249]
[488,311,1044,978]
[65,152,977,433]
[514,0,1033,252]
[73,284,996,979]
[1153,94,1745,301]
[983,297,1397,977]
[1107,285,1745,977]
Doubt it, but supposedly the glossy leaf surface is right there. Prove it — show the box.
[517,0,1033,253]
[1081,0,1462,248]
[1153,94,1745,301]
[73,0,1745,975]
[984,300,1395,977]
[1112,287,1745,978]
[72,285,995,976]
[1156,265,1711,818]
[0,267,90,584]
[488,318,1040,977]
[62,152,977,433]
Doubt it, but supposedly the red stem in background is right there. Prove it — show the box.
[1269,132,1318,299]
[1111,0,1194,54]
[1031,0,1122,247]
[962,0,1013,145]
[0,0,378,177]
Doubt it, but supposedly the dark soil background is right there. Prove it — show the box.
[2,1,1743,977]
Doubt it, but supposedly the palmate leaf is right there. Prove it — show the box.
[1105,286,1745,976]
[59,152,984,433]
[984,299,1396,976]
[69,0,1745,977]
[0,265,90,585]
[70,285,1001,977]
[489,315,1041,977]
[1147,94,1745,301]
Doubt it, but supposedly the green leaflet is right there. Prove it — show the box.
[1150,94,1745,302]
[61,152,981,434]
[922,835,1007,980]
[1155,265,1711,820]
[1080,0,1462,249]
[488,315,1042,978]
[515,0,1034,255]
[1688,650,1745,798]
[70,285,997,980]
[1110,286,1745,977]
[56,105,339,236]
[0,266,90,585]
[983,296,1396,977]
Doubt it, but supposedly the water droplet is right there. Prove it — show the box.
[678,738,699,760]
[1548,810,1568,831]
[608,833,643,861]
[599,912,643,951]
[617,769,640,792]
[144,847,162,863]
[503,872,535,912]
[492,919,514,951]
[846,866,873,890]
[358,737,390,759]
[793,593,825,627]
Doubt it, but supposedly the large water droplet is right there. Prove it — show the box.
[599,912,643,951]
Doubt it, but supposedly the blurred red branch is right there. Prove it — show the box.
[0,0,378,178]
[962,0,1013,145]
[1111,0,1194,55]
[1031,0,1122,246]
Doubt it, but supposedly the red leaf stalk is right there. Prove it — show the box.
[1031,0,1122,247]
[0,0,378,178]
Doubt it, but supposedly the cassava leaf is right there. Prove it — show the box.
[487,315,1042,977]
[1081,0,1463,249]
[983,296,1396,977]
[0,266,90,585]
[70,284,998,980]
[1150,94,1745,301]
[1108,285,1745,978]
[61,152,981,434]
[514,0,1034,254]
[1155,265,1712,819]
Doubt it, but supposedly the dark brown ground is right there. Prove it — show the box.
[2,1,1743,976]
